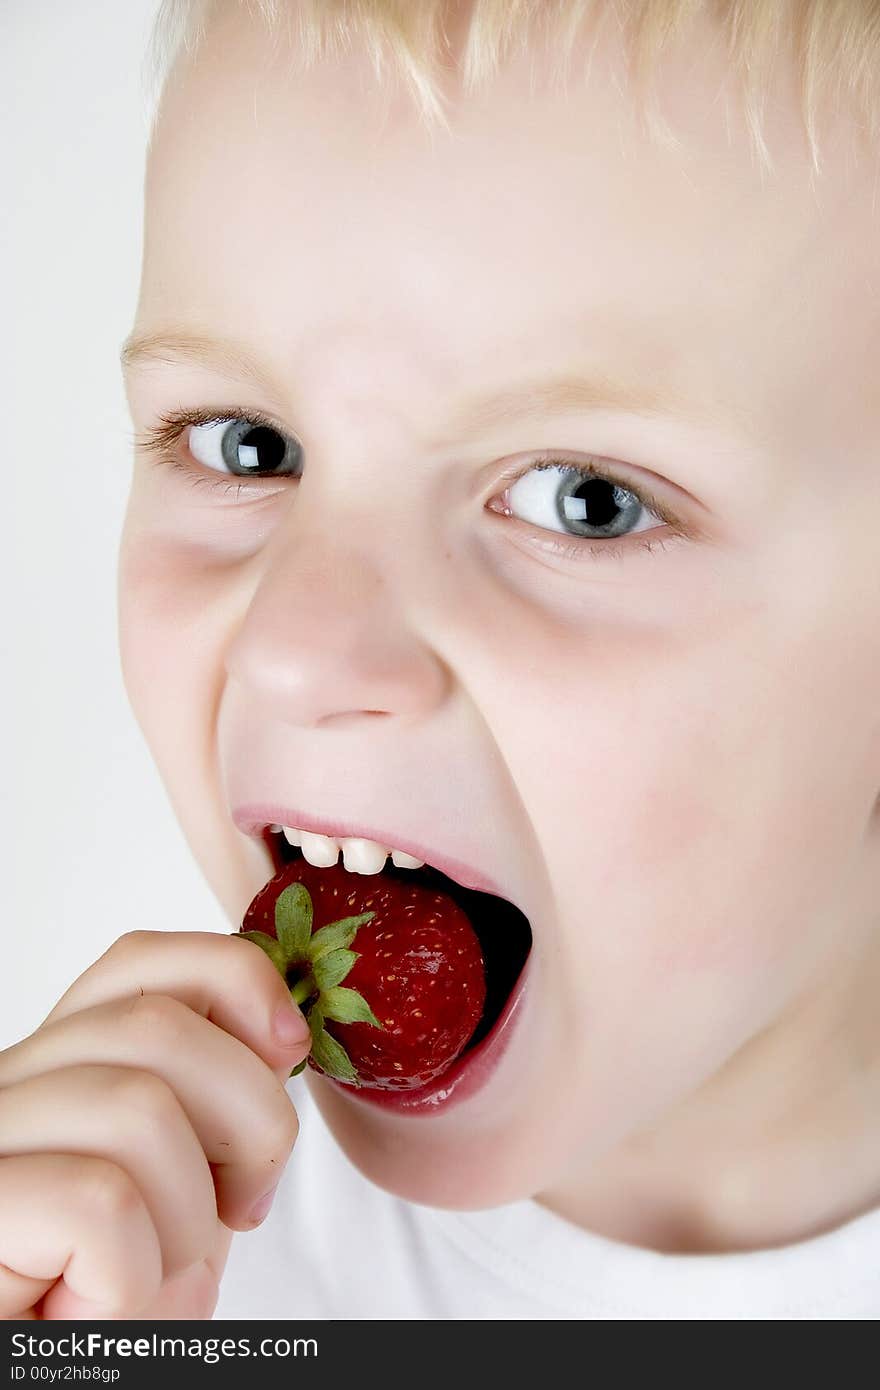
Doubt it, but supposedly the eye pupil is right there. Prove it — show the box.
[233,424,289,473]
[562,477,630,531]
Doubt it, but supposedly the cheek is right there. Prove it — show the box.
[482,594,863,997]
[118,517,241,735]
[455,595,871,1158]
[117,469,265,718]
[119,533,204,732]
[117,519,262,913]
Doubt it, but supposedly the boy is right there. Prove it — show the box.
[1,0,878,1318]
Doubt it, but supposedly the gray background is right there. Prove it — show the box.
[2,0,228,1050]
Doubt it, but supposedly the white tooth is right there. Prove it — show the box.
[341,837,390,875]
[269,824,284,834]
[299,831,340,867]
[282,826,301,846]
[391,850,426,869]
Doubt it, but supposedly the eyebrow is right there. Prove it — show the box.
[120,330,281,395]
[120,329,697,429]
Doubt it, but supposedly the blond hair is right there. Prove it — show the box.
[144,0,880,173]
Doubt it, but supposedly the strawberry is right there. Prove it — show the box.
[239,856,487,1089]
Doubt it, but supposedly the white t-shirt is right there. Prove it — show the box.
[213,1078,880,1320]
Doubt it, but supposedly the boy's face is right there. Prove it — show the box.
[120,5,880,1209]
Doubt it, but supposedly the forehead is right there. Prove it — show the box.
[137,5,875,442]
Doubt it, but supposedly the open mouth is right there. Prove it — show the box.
[260,825,533,1099]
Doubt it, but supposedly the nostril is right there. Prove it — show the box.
[317,709,391,729]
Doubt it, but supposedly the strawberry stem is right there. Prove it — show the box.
[290,974,316,1006]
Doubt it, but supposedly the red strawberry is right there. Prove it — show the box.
[239,856,487,1090]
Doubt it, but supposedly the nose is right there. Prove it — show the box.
[224,505,452,729]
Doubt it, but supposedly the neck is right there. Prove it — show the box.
[537,920,880,1254]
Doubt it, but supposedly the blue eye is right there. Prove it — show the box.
[188,417,303,478]
[500,461,663,542]
[137,409,688,561]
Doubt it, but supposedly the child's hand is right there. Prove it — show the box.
[0,930,310,1320]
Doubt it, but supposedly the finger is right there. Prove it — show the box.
[0,1153,162,1319]
[44,931,310,1077]
[0,1066,217,1276]
[120,1261,220,1323]
[0,994,300,1231]
[135,1228,233,1322]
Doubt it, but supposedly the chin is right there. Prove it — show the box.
[302,1036,562,1211]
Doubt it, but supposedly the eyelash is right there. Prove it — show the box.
[134,406,691,563]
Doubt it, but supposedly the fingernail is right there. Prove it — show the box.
[272,1001,310,1049]
[249,1184,279,1226]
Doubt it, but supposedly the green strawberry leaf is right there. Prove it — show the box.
[312,948,358,991]
[321,986,383,1029]
[308,912,375,961]
[289,1058,308,1077]
[307,1002,325,1040]
[239,930,287,977]
[309,1022,360,1084]
[275,883,313,957]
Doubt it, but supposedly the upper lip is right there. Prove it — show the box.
[232,804,512,901]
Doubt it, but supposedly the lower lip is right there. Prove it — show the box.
[323,953,531,1115]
